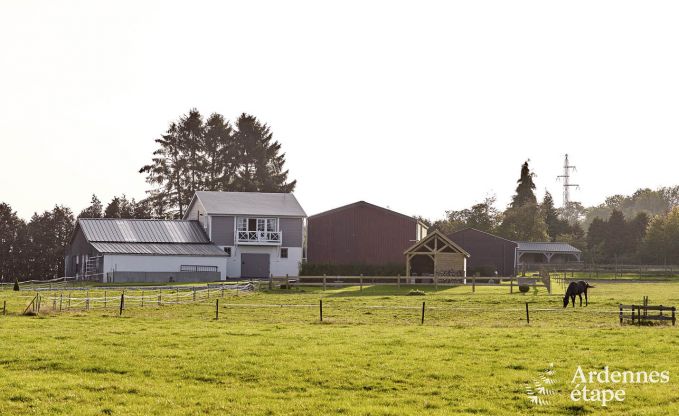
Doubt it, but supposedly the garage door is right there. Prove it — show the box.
[241,253,270,278]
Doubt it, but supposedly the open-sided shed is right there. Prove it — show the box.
[404,230,470,277]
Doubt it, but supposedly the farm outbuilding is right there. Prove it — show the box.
[65,218,229,283]
[307,201,428,267]
[447,228,518,277]
[404,230,470,277]
[446,228,583,276]
[515,242,582,267]
[65,191,307,282]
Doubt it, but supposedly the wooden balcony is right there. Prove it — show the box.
[237,230,282,245]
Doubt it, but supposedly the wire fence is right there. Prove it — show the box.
[2,279,673,328]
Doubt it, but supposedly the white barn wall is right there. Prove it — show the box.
[222,246,302,278]
[103,255,228,282]
[185,199,208,230]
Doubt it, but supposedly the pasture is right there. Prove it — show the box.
[0,281,678,415]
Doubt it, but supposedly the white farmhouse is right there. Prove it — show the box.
[64,191,306,283]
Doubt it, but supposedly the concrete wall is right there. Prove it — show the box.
[107,271,220,283]
[102,254,228,282]
[210,216,234,246]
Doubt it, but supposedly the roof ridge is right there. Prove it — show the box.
[78,218,197,222]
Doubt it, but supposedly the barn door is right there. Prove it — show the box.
[241,253,270,278]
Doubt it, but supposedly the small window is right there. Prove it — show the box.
[224,247,232,257]
[280,247,288,259]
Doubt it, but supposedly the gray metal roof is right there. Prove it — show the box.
[516,242,582,253]
[189,191,306,217]
[78,219,209,243]
[91,242,227,257]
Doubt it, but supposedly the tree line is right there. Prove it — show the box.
[140,110,296,218]
[0,110,296,281]
[426,161,679,265]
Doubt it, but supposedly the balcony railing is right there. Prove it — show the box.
[237,230,282,245]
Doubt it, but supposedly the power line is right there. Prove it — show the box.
[556,154,579,208]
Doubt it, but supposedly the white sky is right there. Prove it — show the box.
[1,1,678,221]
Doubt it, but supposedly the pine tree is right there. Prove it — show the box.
[511,161,537,208]
[233,113,296,193]
[499,160,547,241]
[78,194,103,218]
[177,109,205,196]
[141,110,298,216]
[203,113,236,190]
[140,121,191,218]
[26,206,74,279]
[542,192,570,241]
[104,195,135,219]
[604,210,627,262]
[0,203,26,282]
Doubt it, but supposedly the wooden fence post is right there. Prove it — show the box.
[193,287,196,302]
[319,299,323,322]
[141,291,144,307]
[215,299,219,320]
[397,274,401,289]
[525,302,530,324]
[360,275,363,292]
[472,275,476,293]
[119,293,124,315]
[323,274,327,291]
[2,300,5,315]
[510,277,514,294]
[421,301,425,324]
[104,291,107,308]
[269,273,273,290]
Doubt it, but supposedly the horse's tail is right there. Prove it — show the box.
[586,283,595,288]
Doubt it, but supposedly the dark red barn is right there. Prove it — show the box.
[307,201,428,266]
[447,228,518,276]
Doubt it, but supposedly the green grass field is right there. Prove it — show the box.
[1,281,678,415]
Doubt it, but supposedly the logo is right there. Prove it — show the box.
[523,363,671,408]
[525,363,558,406]
[570,366,670,407]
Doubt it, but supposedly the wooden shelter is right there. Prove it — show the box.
[404,230,470,277]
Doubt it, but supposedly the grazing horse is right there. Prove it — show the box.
[563,281,594,308]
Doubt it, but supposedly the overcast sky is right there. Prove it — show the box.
[1,1,677,221]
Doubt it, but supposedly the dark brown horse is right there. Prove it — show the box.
[563,281,594,308]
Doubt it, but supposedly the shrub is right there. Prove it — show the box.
[407,289,426,296]
[469,265,497,277]
[518,285,530,293]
